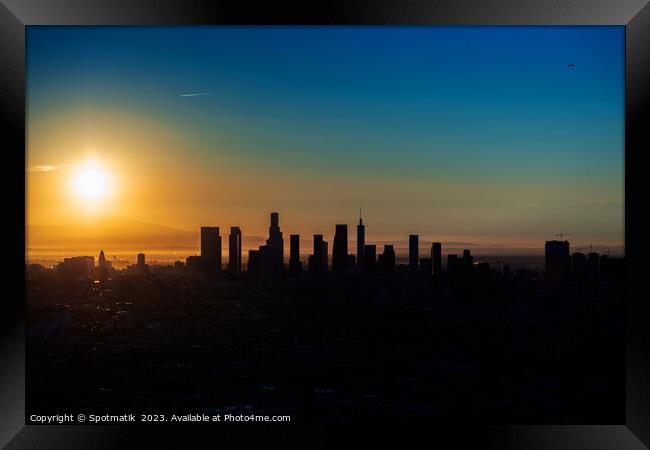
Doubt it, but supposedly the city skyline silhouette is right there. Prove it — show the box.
[40,209,624,279]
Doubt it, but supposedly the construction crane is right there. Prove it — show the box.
[555,233,574,241]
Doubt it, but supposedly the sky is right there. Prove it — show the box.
[26,26,624,256]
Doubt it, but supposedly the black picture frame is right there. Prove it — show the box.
[2,0,648,447]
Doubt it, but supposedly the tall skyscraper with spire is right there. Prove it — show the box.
[266,212,284,273]
[357,208,365,268]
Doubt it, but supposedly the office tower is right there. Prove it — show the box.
[431,242,442,275]
[420,257,432,275]
[357,211,365,267]
[332,224,348,273]
[201,226,222,272]
[266,212,284,273]
[228,227,242,273]
[308,239,328,272]
[409,235,419,272]
[55,256,94,280]
[587,252,600,277]
[259,245,273,274]
[247,249,260,274]
[322,241,329,271]
[572,252,587,280]
[447,254,458,273]
[545,240,570,282]
[289,234,302,273]
[462,249,473,268]
[379,244,395,273]
[98,250,107,279]
[136,252,148,274]
[310,234,324,272]
[313,234,323,260]
[364,244,377,269]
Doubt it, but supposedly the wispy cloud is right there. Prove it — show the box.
[27,164,71,172]
[180,92,209,97]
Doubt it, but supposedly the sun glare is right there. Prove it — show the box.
[75,168,106,198]
[70,161,114,207]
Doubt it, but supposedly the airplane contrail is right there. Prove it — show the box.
[180,92,209,97]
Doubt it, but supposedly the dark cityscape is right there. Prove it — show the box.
[26,211,625,423]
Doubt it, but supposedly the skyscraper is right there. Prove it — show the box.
[587,251,600,277]
[259,244,272,274]
[379,244,395,273]
[248,249,260,274]
[322,241,329,271]
[357,211,365,268]
[572,252,588,280]
[98,249,108,279]
[289,234,302,273]
[137,252,147,274]
[409,234,419,272]
[332,224,348,273]
[229,227,242,273]
[364,244,377,269]
[462,249,473,268]
[266,212,284,273]
[431,242,442,275]
[309,234,325,272]
[313,234,322,272]
[201,226,222,272]
[55,256,94,280]
[545,240,570,282]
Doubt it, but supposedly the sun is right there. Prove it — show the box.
[74,167,107,199]
[69,161,115,207]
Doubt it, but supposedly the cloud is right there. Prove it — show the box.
[27,164,71,172]
[180,92,209,97]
